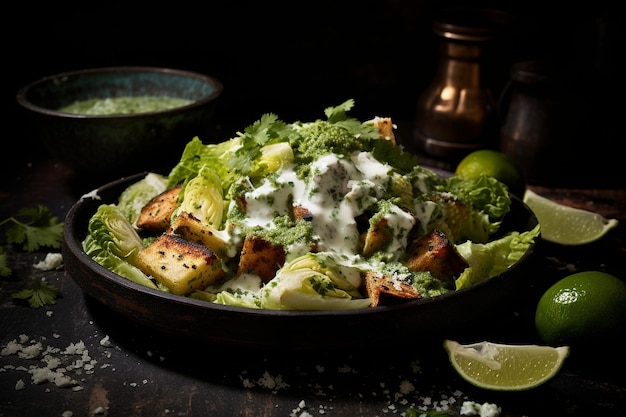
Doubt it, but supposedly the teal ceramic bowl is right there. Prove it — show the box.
[16,66,223,175]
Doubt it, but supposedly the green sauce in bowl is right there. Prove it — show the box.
[59,96,194,115]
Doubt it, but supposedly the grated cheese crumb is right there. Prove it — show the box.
[99,336,112,347]
[19,342,43,359]
[33,253,64,271]
[81,189,101,200]
[15,379,26,390]
[0,333,117,393]
[460,401,502,417]
[398,380,415,394]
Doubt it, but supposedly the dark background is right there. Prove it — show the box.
[6,0,623,186]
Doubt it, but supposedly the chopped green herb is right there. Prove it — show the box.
[12,278,60,308]
[0,247,11,277]
[1,205,64,252]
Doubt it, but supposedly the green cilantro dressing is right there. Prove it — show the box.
[59,96,194,115]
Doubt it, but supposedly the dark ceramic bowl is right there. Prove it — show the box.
[63,173,540,352]
[17,67,223,175]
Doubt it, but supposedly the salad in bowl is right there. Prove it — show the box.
[81,99,539,311]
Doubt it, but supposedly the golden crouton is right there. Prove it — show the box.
[372,117,396,145]
[292,205,313,222]
[170,211,232,259]
[136,185,182,232]
[236,235,286,283]
[404,230,469,287]
[364,270,421,307]
[136,234,225,296]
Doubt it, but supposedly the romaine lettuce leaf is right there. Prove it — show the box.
[454,224,540,290]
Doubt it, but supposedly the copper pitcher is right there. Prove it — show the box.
[413,8,503,163]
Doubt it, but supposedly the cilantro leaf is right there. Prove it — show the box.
[228,114,293,176]
[0,247,11,277]
[324,99,355,123]
[1,205,64,252]
[12,278,59,308]
[370,138,419,174]
[243,113,281,146]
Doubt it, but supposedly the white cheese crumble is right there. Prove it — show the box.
[460,401,502,417]
[235,355,498,416]
[33,252,64,271]
[1,333,115,392]
[80,189,101,200]
[99,335,112,347]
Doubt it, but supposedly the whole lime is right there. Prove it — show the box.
[535,271,626,346]
[455,149,525,196]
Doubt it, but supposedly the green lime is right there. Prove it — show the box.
[523,189,619,245]
[535,271,626,346]
[443,340,569,391]
[455,149,525,196]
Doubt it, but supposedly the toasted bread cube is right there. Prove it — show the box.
[372,117,396,144]
[136,185,181,232]
[171,211,232,258]
[404,230,469,287]
[236,235,286,283]
[292,205,313,222]
[364,270,421,307]
[136,234,225,295]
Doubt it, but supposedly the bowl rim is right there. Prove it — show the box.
[16,66,224,119]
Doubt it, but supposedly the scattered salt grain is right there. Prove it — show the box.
[290,400,313,417]
[257,371,289,390]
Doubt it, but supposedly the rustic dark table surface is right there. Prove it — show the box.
[1,125,625,417]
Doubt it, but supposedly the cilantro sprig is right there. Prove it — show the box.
[0,205,64,252]
[0,247,11,277]
[11,278,60,308]
[1,205,64,306]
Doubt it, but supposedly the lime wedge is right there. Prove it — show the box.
[523,189,619,245]
[443,340,569,391]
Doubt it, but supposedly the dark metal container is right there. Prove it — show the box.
[413,8,506,163]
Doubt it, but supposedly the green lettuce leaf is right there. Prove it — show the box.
[455,224,540,290]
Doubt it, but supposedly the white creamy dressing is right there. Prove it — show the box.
[239,150,422,273]
[413,199,439,236]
